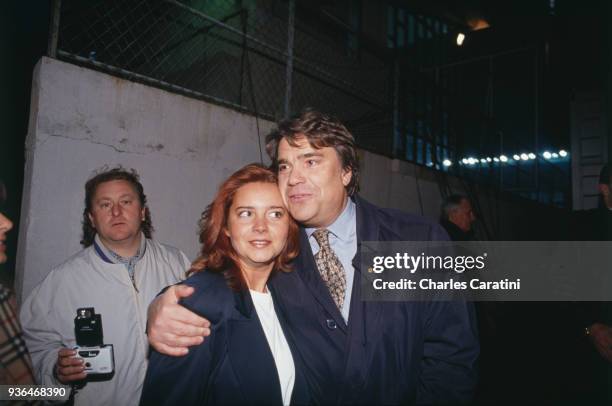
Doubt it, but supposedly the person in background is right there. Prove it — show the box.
[440,194,476,241]
[0,179,35,385]
[20,167,190,405]
[570,163,612,404]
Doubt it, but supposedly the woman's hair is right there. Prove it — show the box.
[189,163,299,291]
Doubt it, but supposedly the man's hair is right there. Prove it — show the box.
[265,108,360,196]
[597,164,612,208]
[81,166,153,247]
[440,194,468,222]
[189,163,300,291]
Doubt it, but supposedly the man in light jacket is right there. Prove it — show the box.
[21,167,190,405]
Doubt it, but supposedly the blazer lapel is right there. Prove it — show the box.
[273,297,312,405]
[341,197,385,390]
[295,228,348,333]
[353,196,385,346]
[227,290,284,405]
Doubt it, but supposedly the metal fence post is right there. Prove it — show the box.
[47,0,62,58]
[284,0,295,119]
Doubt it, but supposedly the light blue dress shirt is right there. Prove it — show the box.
[305,198,357,324]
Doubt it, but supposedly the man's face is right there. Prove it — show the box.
[449,199,476,232]
[598,183,612,208]
[277,136,352,228]
[0,212,13,264]
[88,180,145,250]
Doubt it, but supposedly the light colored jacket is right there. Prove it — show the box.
[20,239,189,406]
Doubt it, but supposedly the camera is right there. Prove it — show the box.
[73,307,114,377]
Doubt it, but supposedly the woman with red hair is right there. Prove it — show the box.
[140,164,309,405]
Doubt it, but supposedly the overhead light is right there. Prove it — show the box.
[559,149,568,157]
[543,151,552,159]
[493,157,500,162]
[528,153,536,160]
[480,158,487,164]
[486,157,492,162]
[520,153,529,161]
[462,158,469,164]
[499,155,508,162]
[456,33,466,46]
[513,154,520,161]
[443,159,452,167]
[551,153,559,158]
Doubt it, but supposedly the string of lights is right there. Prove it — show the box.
[440,149,568,167]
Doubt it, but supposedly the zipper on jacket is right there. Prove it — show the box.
[130,272,139,292]
[129,268,149,359]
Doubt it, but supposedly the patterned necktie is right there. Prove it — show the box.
[312,229,346,310]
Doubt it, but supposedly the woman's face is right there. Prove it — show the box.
[225,182,289,274]
[0,212,13,264]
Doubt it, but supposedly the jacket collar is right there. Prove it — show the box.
[227,286,283,405]
[348,196,384,346]
[232,286,255,319]
[93,232,147,265]
[352,195,381,269]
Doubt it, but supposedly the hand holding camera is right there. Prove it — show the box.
[55,347,87,384]
[55,308,115,384]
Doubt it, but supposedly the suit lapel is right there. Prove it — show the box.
[353,197,385,346]
[340,197,385,391]
[295,228,348,333]
[271,294,312,405]
[227,290,284,405]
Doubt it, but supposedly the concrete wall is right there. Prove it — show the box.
[16,57,274,300]
[17,57,565,301]
[358,151,524,240]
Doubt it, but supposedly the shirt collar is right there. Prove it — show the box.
[93,232,146,265]
[305,197,356,242]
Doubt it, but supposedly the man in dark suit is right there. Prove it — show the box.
[147,110,479,404]
[568,164,612,404]
[579,164,612,362]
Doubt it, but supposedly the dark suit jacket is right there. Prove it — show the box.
[140,271,310,406]
[571,208,612,327]
[269,196,479,405]
[440,219,475,241]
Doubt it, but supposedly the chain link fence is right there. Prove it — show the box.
[52,0,394,155]
[48,0,571,207]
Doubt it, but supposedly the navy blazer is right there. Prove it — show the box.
[269,196,479,405]
[140,271,310,406]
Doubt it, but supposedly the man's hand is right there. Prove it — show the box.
[147,284,211,356]
[55,348,86,384]
[589,323,612,363]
